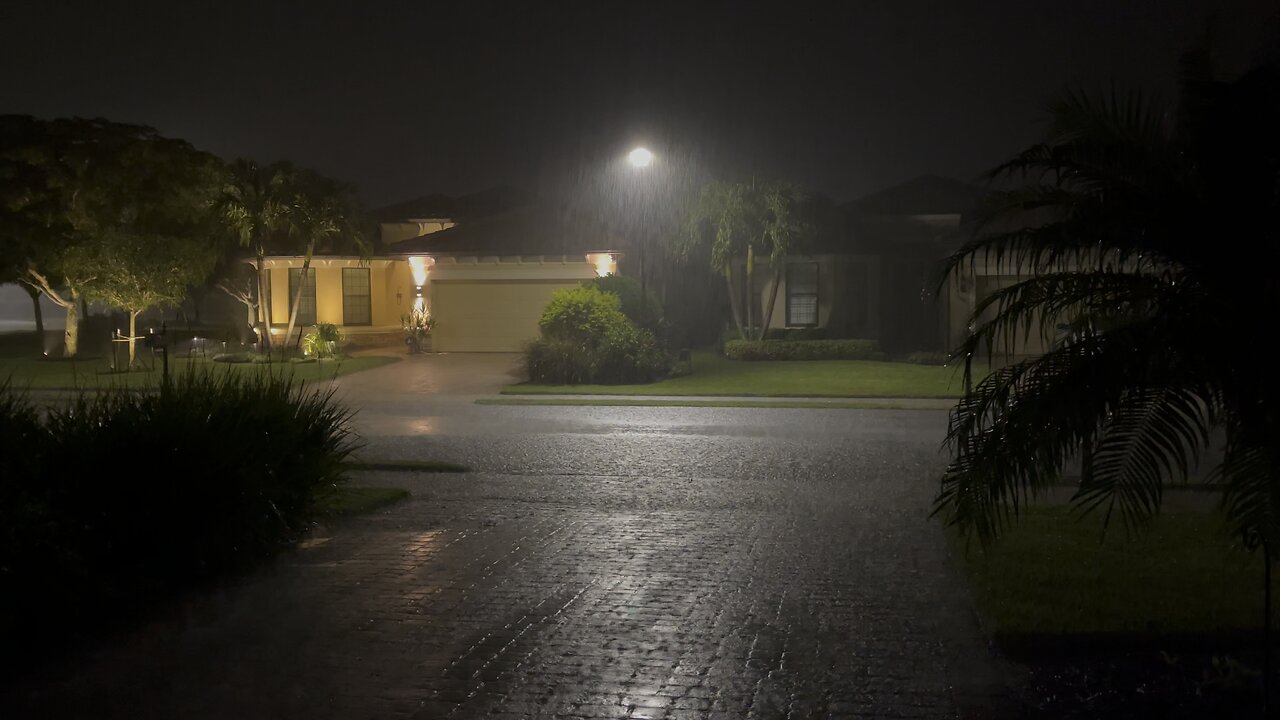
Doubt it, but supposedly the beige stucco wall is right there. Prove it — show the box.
[267,267,289,325]
[944,270,1054,359]
[751,255,879,336]
[380,261,416,325]
[265,259,404,331]
[262,256,601,351]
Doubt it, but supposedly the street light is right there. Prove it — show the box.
[627,147,654,168]
[627,147,654,327]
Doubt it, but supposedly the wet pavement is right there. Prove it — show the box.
[6,354,1009,719]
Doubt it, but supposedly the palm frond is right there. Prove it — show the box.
[956,270,1176,361]
[1074,384,1216,530]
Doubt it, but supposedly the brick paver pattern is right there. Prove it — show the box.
[8,407,998,719]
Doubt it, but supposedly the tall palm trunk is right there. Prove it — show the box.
[724,269,746,340]
[745,245,755,339]
[283,255,312,353]
[255,251,273,352]
[757,267,782,341]
[21,283,43,336]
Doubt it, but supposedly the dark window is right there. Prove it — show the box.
[288,268,317,326]
[342,267,372,326]
[786,262,819,326]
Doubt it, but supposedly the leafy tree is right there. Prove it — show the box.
[33,122,224,366]
[214,260,260,343]
[0,117,166,357]
[933,47,1280,555]
[677,180,812,340]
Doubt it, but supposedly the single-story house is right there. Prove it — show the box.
[256,199,622,352]
[745,175,1040,356]
[735,175,978,351]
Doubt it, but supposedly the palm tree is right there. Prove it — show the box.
[679,180,811,340]
[277,171,366,352]
[219,159,291,353]
[934,47,1280,545]
[933,49,1280,697]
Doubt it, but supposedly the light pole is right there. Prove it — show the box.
[628,147,654,327]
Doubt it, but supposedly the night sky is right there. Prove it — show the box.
[2,0,1276,207]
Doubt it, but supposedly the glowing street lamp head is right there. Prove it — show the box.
[627,147,654,168]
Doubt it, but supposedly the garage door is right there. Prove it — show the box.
[431,281,577,352]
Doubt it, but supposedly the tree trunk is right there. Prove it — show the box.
[724,269,746,340]
[256,253,273,353]
[128,310,139,367]
[284,258,311,353]
[745,246,754,339]
[64,299,79,358]
[22,283,44,336]
[757,267,782,341]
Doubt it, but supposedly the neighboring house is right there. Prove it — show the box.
[746,174,1044,356]
[256,194,622,352]
[742,175,981,352]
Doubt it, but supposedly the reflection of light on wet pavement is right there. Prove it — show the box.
[406,530,444,560]
[409,418,437,435]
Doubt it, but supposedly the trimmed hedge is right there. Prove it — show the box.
[723,338,883,361]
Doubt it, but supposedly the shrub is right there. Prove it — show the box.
[0,371,358,646]
[766,327,830,341]
[302,323,343,358]
[526,286,671,384]
[524,337,592,385]
[723,338,882,361]
[904,350,949,365]
[539,285,627,339]
[594,322,669,384]
[584,273,663,332]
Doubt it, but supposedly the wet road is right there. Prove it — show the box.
[9,356,1005,719]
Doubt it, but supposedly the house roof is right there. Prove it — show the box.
[390,203,622,256]
[841,176,987,255]
[371,186,528,223]
[847,174,986,217]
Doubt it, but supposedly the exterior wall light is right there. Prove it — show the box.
[408,256,433,286]
[587,253,616,277]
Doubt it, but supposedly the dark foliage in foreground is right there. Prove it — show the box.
[0,372,358,646]
[934,44,1280,547]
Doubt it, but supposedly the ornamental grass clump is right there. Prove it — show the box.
[0,370,359,650]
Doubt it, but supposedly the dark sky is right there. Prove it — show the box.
[2,0,1276,207]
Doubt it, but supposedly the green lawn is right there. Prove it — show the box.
[505,350,975,398]
[0,353,399,389]
[479,397,949,410]
[318,486,410,516]
[953,507,1277,640]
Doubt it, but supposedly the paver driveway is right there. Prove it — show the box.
[6,360,1007,719]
